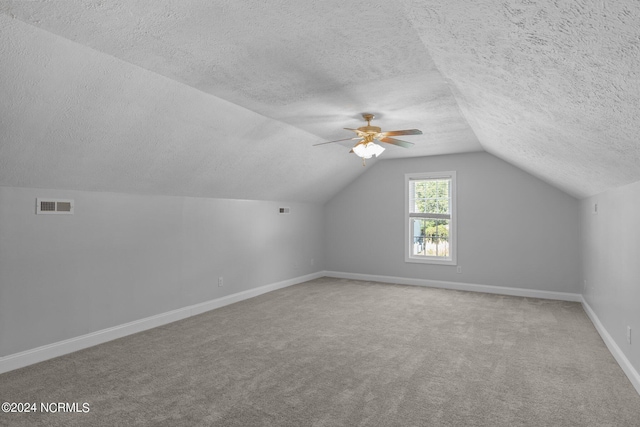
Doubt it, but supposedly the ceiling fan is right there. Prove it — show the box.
[314,113,422,165]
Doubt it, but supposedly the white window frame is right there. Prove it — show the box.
[404,171,457,265]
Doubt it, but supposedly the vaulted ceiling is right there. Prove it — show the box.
[1,1,639,203]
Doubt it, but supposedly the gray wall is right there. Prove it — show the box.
[0,186,324,357]
[324,152,580,293]
[581,179,640,374]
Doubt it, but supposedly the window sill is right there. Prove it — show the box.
[405,256,457,266]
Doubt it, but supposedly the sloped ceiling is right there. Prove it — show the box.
[1,1,639,202]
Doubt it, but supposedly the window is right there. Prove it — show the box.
[405,171,457,265]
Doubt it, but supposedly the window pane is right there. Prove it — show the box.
[410,218,450,257]
[410,178,451,214]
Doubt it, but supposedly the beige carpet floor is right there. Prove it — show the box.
[1,277,639,426]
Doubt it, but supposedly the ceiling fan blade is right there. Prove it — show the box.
[313,137,360,146]
[343,128,360,133]
[380,129,423,137]
[378,137,415,148]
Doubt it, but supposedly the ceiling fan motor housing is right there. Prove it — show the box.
[358,125,382,134]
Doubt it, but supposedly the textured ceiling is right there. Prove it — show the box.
[1,1,639,202]
[404,0,640,198]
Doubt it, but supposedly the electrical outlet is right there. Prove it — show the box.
[456,266,462,274]
[218,277,223,287]
[310,258,314,266]
[628,326,632,344]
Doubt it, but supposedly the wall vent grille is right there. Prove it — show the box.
[36,198,74,215]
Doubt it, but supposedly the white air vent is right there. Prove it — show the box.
[36,198,74,215]
[278,207,291,214]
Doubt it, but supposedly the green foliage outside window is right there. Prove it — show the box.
[411,179,450,239]
[420,219,449,241]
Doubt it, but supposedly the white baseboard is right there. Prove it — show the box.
[0,271,323,375]
[581,298,640,396]
[323,271,582,302]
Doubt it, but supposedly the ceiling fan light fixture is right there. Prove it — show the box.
[352,141,385,159]
[314,113,421,166]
